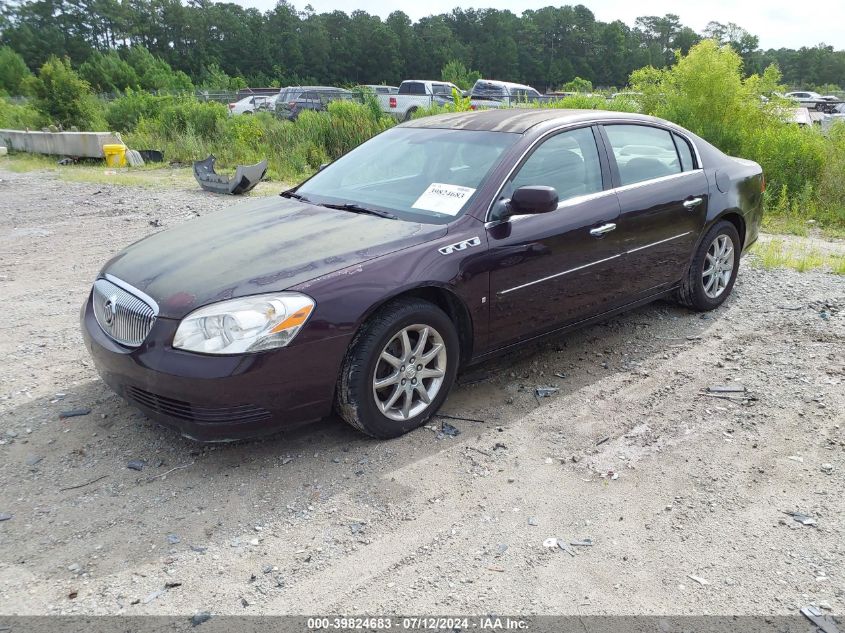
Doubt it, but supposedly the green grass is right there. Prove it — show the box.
[750,238,845,275]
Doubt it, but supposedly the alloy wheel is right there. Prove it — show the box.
[702,234,735,299]
[372,324,447,422]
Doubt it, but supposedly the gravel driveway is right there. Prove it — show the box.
[0,166,843,616]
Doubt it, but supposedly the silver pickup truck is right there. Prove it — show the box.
[378,80,460,120]
[469,79,549,109]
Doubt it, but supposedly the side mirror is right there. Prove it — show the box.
[510,186,559,215]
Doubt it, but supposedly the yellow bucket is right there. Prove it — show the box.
[102,143,127,167]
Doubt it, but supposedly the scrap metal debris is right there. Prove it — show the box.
[435,413,485,423]
[688,574,711,586]
[558,541,576,556]
[193,155,267,195]
[801,605,840,633]
[59,408,91,419]
[543,537,587,556]
[707,385,747,393]
[784,511,818,526]
[58,474,108,492]
[127,460,145,471]
[535,386,559,398]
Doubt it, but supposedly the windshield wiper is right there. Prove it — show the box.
[280,189,309,202]
[318,202,396,220]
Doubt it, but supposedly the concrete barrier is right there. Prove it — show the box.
[0,129,121,158]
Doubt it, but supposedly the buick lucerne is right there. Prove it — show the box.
[82,109,764,441]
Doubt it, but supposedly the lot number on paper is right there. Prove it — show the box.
[412,183,476,216]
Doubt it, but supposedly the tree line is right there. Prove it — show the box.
[1,0,844,94]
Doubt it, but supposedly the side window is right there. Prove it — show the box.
[673,133,696,171]
[510,127,603,204]
[604,124,682,186]
[407,83,425,95]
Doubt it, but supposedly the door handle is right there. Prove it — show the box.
[683,197,703,209]
[589,223,617,237]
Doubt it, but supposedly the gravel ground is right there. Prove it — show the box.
[0,166,843,616]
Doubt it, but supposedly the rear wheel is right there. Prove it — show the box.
[336,299,459,438]
[676,220,740,311]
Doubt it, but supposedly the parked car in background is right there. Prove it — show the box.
[469,79,545,108]
[275,86,356,120]
[82,109,763,442]
[378,80,460,120]
[228,94,275,115]
[785,90,822,105]
[358,84,399,95]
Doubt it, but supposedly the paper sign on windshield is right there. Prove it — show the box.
[412,183,476,216]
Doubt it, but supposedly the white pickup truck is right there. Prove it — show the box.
[378,80,460,120]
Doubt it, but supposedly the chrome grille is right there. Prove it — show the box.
[92,277,157,347]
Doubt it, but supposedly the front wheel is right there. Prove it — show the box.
[336,298,459,438]
[676,220,741,311]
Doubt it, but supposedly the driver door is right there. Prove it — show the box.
[486,126,624,350]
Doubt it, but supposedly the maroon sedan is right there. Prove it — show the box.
[82,109,764,441]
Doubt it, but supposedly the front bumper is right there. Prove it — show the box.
[81,294,349,442]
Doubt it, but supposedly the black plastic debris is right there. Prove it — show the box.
[138,149,164,163]
[0,513,12,522]
[191,612,212,627]
[193,155,267,195]
[440,422,461,437]
[127,460,145,471]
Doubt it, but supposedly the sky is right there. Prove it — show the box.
[233,0,845,50]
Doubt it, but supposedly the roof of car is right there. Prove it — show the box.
[473,79,535,90]
[280,85,346,91]
[399,108,667,134]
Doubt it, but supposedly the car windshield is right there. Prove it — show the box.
[295,127,518,224]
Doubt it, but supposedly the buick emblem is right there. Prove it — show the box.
[103,295,117,327]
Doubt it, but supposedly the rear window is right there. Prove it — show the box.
[399,82,426,95]
[471,81,507,100]
[604,124,682,186]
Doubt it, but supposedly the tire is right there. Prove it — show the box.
[336,298,459,439]
[677,220,741,311]
[403,107,418,122]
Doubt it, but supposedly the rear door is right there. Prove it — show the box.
[486,126,623,349]
[600,123,708,298]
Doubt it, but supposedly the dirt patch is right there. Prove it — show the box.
[0,166,843,616]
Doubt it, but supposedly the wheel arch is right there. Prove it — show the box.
[716,210,747,251]
[356,284,474,368]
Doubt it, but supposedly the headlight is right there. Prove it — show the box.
[173,293,315,354]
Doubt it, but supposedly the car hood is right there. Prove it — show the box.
[102,197,446,318]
